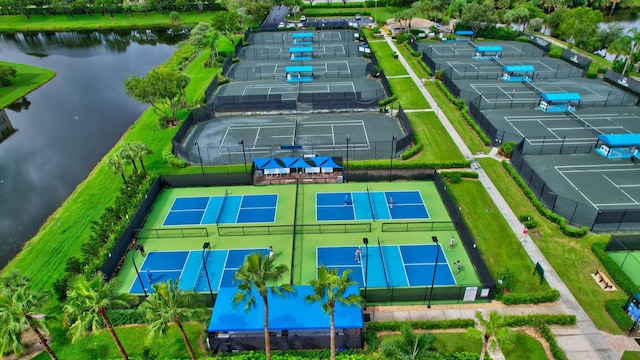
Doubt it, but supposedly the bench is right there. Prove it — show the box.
[592,269,616,291]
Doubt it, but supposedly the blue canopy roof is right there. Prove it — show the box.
[476,46,502,52]
[311,156,343,168]
[289,47,313,53]
[286,66,314,73]
[280,157,312,168]
[253,158,283,170]
[597,133,640,147]
[503,65,535,73]
[208,286,363,332]
[292,32,313,39]
[455,30,474,36]
[541,92,582,102]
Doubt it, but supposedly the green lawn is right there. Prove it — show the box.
[447,178,550,294]
[498,330,547,360]
[477,158,625,334]
[0,12,218,32]
[622,351,640,360]
[32,322,206,360]
[0,61,55,108]
[388,77,431,109]
[395,42,431,79]
[366,41,408,76]
[406,111,464,163]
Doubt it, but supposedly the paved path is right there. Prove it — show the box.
[381,32,627,359]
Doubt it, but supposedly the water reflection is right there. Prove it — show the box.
[0,30,183,268]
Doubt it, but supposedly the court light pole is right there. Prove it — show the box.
[202,242,215,305]
[239,138,249,183]
[194,141,205,184]
[389,136,396,182]
[427,236,439,308]
[345,136,350,183]
[362,237,369,310]
[132,245,147,297]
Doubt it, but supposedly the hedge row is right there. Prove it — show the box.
[364,319,475,352]
[434,80,492,146]
[605,298,636,332]
[502,314,576,327]
[213,350,370,360]
[501,289,561,305]
[540,325,568,360]
[591,242,637,296]
[501,161,589,237]
[349,159,471,170]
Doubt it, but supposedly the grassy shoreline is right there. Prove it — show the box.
[0,61,55,108]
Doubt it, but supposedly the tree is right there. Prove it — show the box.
[380,324,443,360]
[129,142,152,173]
[557,7,603,51]
[106,152,127,182]
[0,272,58,359]
[466,311,512,360]
[0,65,17,87]
[124,68,190,126]
[140,280,205,360]
[460,2,497,34]
[169,11,180,23]
[233,252,295,360]
[305,266,361,360]
[598,24,624,58]
[118,143,138,172]
[210,10,243,43]
[204,30,221,62]
[188,22,213,48]
[63,272,138,360]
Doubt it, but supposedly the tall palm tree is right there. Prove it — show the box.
[139,280,205,360]
[466,311,511,360]
[63,272,138,360]
[0,272,58,359]
[380,323,443,360]
[106,153,127,182]
[204,30,220,61]
[233,252,295,360]
[305,266,361,360]
[129,142,152,173]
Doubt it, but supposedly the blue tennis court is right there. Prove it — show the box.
[316,244,454,288]
[129,248,269,294]
[316,190,429,221]
[163,194,278,226]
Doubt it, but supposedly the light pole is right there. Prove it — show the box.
[389,136,396,182]
[132,245,147,297]
[202,242,215,305]
[345,136,350,183]
[239,138,248,183]
[623,39,638,76]
[194,141,205,184]
[362,237,369,309]
[427,236,439,308]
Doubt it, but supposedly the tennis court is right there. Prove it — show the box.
[316,190,430,221]
[239,43,359,61]
[129,248,269,294]
[227,59,369,81]
[444,58,557,77]
[249,30,355,45]
[418,40,545,58]
[317,244,455,288]
[163,194,278,226]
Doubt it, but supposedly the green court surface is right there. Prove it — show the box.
[607,251,640,286]
[116,182,481,295]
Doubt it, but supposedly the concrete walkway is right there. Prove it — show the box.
[380,32,625,359]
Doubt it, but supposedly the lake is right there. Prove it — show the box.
[0,30,185,269]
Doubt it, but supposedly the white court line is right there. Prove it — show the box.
[254,128,261,148]
[554,167,597,208]
[561,168,640,173]
[602,174,639,204]
[556,163,639,169]
[219,127,232,149]
[396,246,411,286]
[331,125,335,145]
[362,120,372,149]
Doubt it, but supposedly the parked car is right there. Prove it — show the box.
[300,15,307,21]
[355,14,362,21]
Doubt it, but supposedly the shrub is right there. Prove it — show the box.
[498,141,516,158]
[163,143,188,168]
[501,289,561,305]
[435,80,491,146]
[540,324,568,360]
[501,314,576,327]
[605,298,635,331]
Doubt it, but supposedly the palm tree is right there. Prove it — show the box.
[305,266,361,360]
[106,153,127,182]
[466,311,510,360]
[380,323,443,360]
[63,272,138,360]
[129,142,152,173]
[118,143,138,172]
[139,280,205,360]
[233,252,295,360]
[0,272,58,359]
[204,30,220,61]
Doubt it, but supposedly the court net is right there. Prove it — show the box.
[566,110,604,135]
[366,185,375,221]
[196,247,212,290]
[521,78,542,95]
[381,221,456,232]
[377,237,390,289]
[135,227,208,238]
[491,56,504,68]
[217,222,372,236]
[215,188,229,225]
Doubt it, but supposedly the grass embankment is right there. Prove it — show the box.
[0,12,217,32]
[0,61,55,108]
[302,5,407,25]
[477,158,624,333]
